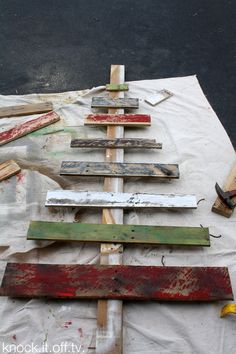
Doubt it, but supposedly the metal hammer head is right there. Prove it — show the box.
[215,183,236,209]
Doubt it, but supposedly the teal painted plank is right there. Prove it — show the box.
[27,221,210,246]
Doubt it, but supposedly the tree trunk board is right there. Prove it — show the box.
[60,161,179,178]
[27,221,210,247]
[0,102,53,118]
[45,190,197,209]
[0,160,21,182]
[91,97,138,109]
[1,263,233,301]
[0,111,60,146]
[71,138,162,149]
[85,114,151,126]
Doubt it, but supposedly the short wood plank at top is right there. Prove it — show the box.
[27,221,210,246]
[85,114,151,126]
[71,138,162,149]
[91,97,139,109]
[0,102,53,119]
[1,263,233,301]
[45,190,197,209]
[0,160,21,182]
[0,112,60,146]
[106,84,129,91]
[60,161,179,178]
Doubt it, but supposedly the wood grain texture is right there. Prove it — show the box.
[45,190,197,209]
[91,97,138,109]
[0,160,21,182]
[60,161,179,178]
[85,114,151,126]
[0,111,60,146]
[27,221,210,246]
[212,164,236,218]
[1,263,233,301]
[0,102,53,118]
[71,138,162,149]
[106,84,129,91]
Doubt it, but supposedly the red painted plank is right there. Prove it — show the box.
[85,114,151,126]
[1,263,233,301]
[0,111,60,146]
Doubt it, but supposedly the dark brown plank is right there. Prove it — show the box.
[70,138,162,149]
[91,97,139,109]
[0,102,53,118]
[1,263,233,301]
[60,161,179,178]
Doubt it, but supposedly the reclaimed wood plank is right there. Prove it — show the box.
[0,160,21,182]
[60,161,179,178]
[71,138,162,149]
[45,190,197,209]
[85,114,151,126]
[1,263,233,301]
[27,221,210,246]
[212,164,236,218]
[91,97,139,109]
[106,84,129,91]
[0,102,53,118]
[0,112,60,146]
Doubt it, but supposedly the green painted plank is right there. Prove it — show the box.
[106,83,129,91]
[27,221,210,246]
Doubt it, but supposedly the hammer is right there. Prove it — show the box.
[215,183,236,209]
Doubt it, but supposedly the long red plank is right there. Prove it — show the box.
[84,114,151,126]
[0,111,60,146]
[1,263,233,301]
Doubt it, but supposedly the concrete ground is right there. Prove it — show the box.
[0,0,235,146]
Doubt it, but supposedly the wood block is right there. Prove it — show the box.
[106,84,129,91]
[0,160,21,182]
[0,112,60,146]
[91,97,139,109]
[45,190,197,209]
[85,114,150,126]
[60,161,179,178]
[212,165,236,218]
[1,263,233,301]
[27,221,210,246]
[0,102,53,118]
[71,138,162,149]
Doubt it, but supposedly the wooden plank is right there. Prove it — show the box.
[0,160,21,182]
[71,138,162,149]
[27,221,210,246]
[0,112,60,146]
[45,190,197,209]
[212,164,236,218]
[1,263,233,301]
[85,114,151,126]
[60,161,179,178]
[91,97,139,109]
[106,84,129,91]
[0,102,53,118]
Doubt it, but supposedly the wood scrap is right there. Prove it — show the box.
[0,160,21,182]
[0,102,53,118]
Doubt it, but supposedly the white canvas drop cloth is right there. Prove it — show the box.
[0,75,235,354]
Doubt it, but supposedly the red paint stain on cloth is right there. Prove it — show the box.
[12,335,17,341]
[16,172,24,183]
[78,328,83,338]
[63,321,72,328]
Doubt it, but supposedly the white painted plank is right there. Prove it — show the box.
[45,190,197,209]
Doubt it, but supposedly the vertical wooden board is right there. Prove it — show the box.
[60,161,179,178]
[85,114,151,126]
[0,102,53,118]
[27,221,210,246]
[1,263,233,301]
[91,97,139,109]
[0,160,21,182]
[0,112,60,146]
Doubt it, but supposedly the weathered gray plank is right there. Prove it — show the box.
[70,138,162,149]
[0,102,53,118]
[91,97,139,109]
[45,190,197,209]
[60,162,179,178]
